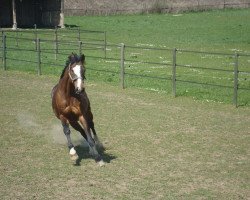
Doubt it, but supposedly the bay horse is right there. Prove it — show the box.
[51,53,104,166]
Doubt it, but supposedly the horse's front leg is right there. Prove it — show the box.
[79,116,104,166]
[90,123,105,152]
[61,122,79,161]
[88,111,105,151]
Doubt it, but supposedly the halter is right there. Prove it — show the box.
[68,65,84,82]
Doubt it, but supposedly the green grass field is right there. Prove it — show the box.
[65,9,250,51]
[66,9,250,106]
[1,9,250,106]
[0,70,249,199]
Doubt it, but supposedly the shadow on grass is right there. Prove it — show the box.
[64,24,80,28]
[74,145,117,166]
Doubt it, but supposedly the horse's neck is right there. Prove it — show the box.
[59,73,74,97]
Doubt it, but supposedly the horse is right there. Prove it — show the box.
[51,53,105,166]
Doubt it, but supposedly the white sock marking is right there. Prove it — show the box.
[69,147,76,155]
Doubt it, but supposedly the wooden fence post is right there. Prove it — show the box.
[78,28,81,41]
[37,38,41,75]
[120,43,125,89]
[233,53,239,107]
[3,34,6,70]
[15,29,19,47]
[34,24,38,51]
[104,31,107,59]
[1,31,2,64]
[79,41,82,55]
[172,48,177,97]
[54,27,58,60]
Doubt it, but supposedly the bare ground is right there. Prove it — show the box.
[0,70,249,199]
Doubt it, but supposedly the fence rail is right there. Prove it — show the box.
[1,30,249,107]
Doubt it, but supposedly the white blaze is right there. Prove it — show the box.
[72,65,82,90]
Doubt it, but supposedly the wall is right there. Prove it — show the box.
[0,0,61,28]
[0,0,12,27]
[64,0,250,15]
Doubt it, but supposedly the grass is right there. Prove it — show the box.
[1,9,250,106]
[65,9,250,51]
[0,70,249,199]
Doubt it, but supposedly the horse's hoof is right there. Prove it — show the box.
[70,154,79,161]
[95,155,105,166]
[69,147,79,161]
[97,160,105,167]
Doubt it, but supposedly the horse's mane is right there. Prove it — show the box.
[60,53,85,79]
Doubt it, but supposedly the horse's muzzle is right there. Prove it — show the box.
[75,88,82,94]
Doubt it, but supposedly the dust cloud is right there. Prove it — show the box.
[16,111,88,147]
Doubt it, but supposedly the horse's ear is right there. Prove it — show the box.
[80,54,85,63]
[68,53,75,63]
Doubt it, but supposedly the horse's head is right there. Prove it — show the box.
[68,53,86,94]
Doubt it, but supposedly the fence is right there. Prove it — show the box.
[1,30,250,107]
[0,29,110,78]
[173,49,250,107]
[1,27,107,58]
[120,45,250,107]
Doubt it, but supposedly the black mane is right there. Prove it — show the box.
[60,53,85,79]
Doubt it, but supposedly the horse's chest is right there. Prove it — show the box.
[62,102,81,121]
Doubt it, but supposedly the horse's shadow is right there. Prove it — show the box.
[74,146,117,166]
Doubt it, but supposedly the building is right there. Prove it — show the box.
[0,0,65,29]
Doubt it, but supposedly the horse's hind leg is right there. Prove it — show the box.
[61,122,78,161]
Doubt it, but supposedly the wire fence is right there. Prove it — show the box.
[1,27,107,58]
[1,30,249,107]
